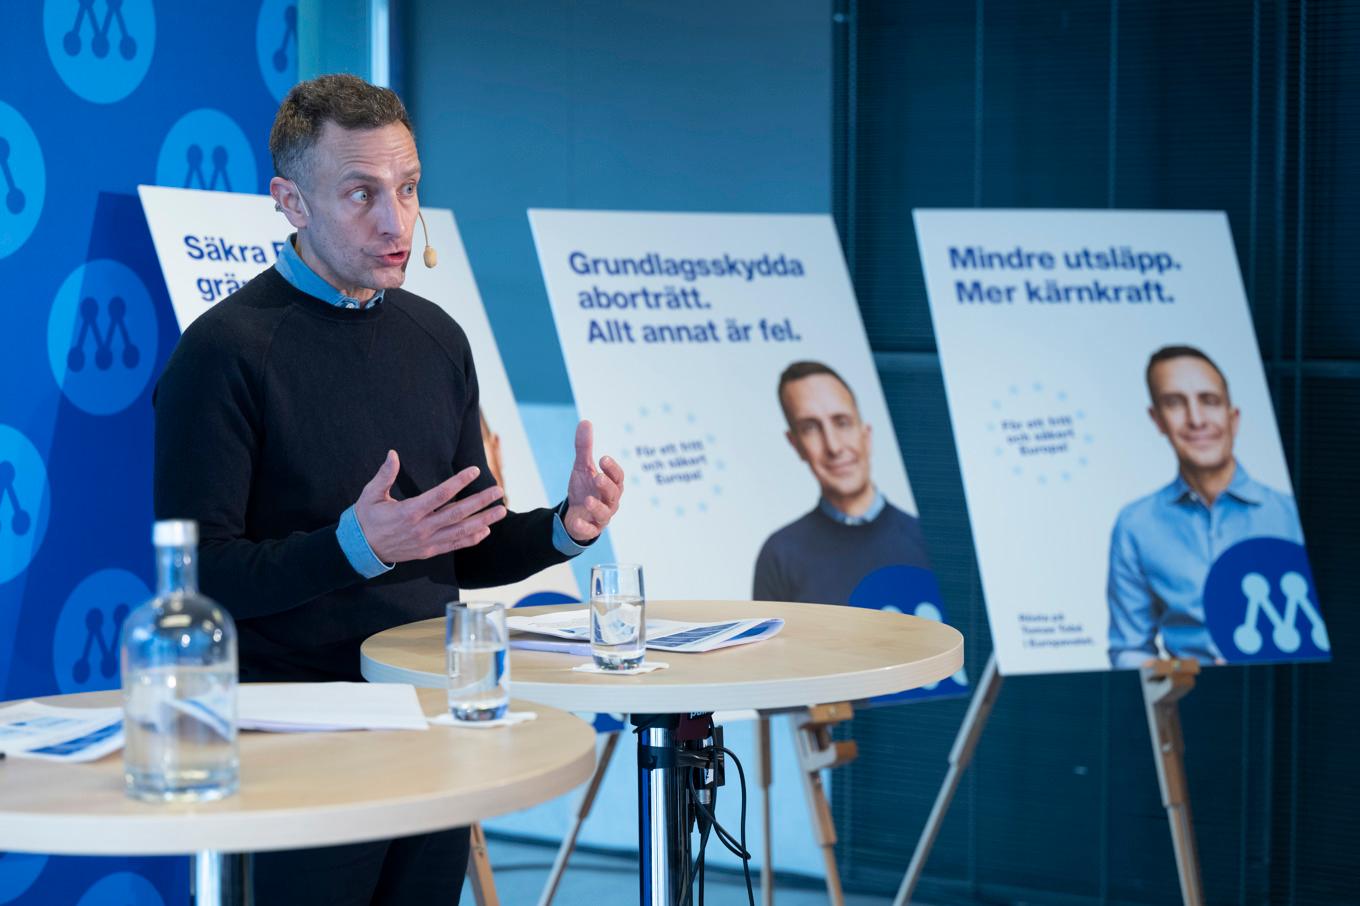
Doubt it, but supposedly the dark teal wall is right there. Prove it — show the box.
[398,0,834,405]
[833,3,1360,904]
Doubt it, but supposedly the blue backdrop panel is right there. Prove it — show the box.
[0,1,294,902]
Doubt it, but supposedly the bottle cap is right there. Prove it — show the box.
[153,519,198,547]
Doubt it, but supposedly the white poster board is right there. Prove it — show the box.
[915,209,1329,675]
[529,209,966,701]
[138,186,577,604]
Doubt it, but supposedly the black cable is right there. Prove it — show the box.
[695,783,712,906]
[679,763,713,906]
[667,739,756,906]
[717,745,756,905]
[677,767,697,906]
[682,748,755,906]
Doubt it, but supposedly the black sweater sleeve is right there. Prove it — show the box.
[153,319,362,620]
[450,343,570,589]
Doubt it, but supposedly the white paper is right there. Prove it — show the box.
[237,683,429,732]
[508,609,783,654]
[0,702,124,763]
[571,661,670,675]
[430,711,538,729]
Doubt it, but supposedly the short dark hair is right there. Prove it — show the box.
[777,361,858,424]
[269,74,413,185]
[1145,345,1230,401]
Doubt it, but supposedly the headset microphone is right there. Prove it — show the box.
[418,210,438,268]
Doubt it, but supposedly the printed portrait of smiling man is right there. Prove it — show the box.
[1106,345,1303,668]
[753,360,930,605]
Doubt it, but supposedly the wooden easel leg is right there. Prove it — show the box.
[466,823,499,906]
[792,703,858,906]
[1139,659,1205,906]
[756,715,774,906]
[893,653,1002,906]
[536,730,622,906]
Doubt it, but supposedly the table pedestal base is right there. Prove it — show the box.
[193,851,245,906]
[635,714,720,905]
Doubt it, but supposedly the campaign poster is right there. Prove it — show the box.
[138,186,578,604]
[529,209,967,703]
[915,209,1329,675]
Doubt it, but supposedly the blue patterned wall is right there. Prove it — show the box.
[0,1,295,902]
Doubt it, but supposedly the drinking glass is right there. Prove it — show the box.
[446,601,509,721]
[590,564,646,670]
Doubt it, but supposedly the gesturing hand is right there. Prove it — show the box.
[354,450,507,564]
[563,420,624,543]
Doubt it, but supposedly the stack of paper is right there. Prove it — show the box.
[508,609,784,656]
[0,702,125,763]
[0,684,430,764]
[237,683,429,732]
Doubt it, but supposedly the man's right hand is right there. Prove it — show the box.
[354,450,507,565]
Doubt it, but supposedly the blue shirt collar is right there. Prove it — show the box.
[819,488,886,526]
[275,234,385,309]
[1166,460,1264,507]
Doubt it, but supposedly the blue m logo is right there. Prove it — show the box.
[1204,537,1331,664]
[0,460,33,538]
[43,0,155,103]
[66,294,142,373]
[0,426,49,585]
[54,570,150,693]
[1233,571,1330,656]
[0,136,26,215]
[61,0,139,61]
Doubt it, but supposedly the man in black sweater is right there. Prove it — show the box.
[153,75,623,906]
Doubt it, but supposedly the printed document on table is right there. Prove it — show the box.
[507,609,784,655]
[0,702,125,763]
[237,683,429,732]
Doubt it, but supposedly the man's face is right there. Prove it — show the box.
[287,120,421,295]
[1148,356,1239,473]
[782,374,872,501]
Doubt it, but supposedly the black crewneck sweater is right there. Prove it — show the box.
[153,267,567,681]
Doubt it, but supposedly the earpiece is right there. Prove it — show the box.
[273,180,311,219]
[418,210,437,268]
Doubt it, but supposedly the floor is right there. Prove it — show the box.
[467,836,902,905]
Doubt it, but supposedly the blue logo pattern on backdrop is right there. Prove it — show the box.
[42,0,156,104]
[6,0,283,900]
[0,103,46,260]
[76,871,165,906]
[155,109,258,194]
[0,854,47,904]
[1204,537,1331,664]
[0,426,51,586]
[53,569,150,693]
[255,0,298,102]
[47,259,157,416]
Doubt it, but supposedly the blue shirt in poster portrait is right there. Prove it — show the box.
[1106,461,1303,669]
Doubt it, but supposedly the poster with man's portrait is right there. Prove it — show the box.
[915,209,1329,675]
[530,210,968,703]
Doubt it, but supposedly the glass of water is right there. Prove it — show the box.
[446,601,509,721]
[590,564,646,670]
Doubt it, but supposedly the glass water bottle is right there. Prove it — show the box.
[120,520,239,801]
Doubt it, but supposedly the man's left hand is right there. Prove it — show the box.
[564,420,624,543]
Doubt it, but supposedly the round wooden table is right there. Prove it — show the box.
[0,687,595,906]
[361,600,965,905]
